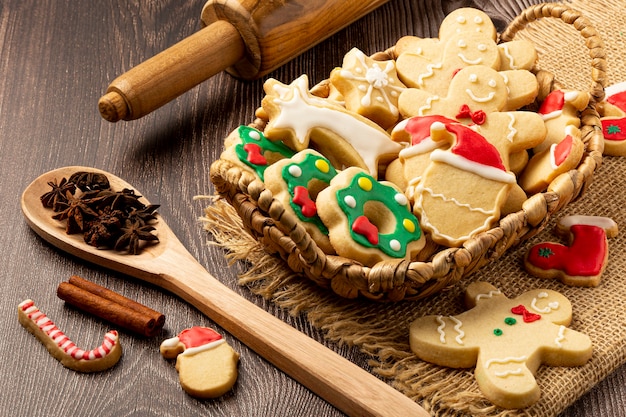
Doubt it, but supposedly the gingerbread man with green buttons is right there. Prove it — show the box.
[409,281,592,409]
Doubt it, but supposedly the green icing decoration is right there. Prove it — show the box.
[493,328,503,336]
[607,124,622,135]
[538,247,554,258]
[234,125,294,180]
[504,317,517,326]
[335,171,422,258]
[281,153,337,234]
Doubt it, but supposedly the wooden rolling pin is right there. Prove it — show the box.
[99,0,390,122]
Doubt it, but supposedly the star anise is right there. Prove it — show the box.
[83,209,124,247]
[52,191,101,234]
[92,188,146,213]
[40,178,76,210]
[127,204,160,225]
[114,219,159,254]
[68,171,110,192]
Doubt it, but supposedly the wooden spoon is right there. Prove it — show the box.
[21,166,429,417]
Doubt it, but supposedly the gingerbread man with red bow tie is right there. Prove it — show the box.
[409,281,593,409]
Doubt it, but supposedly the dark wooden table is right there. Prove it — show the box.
[1,0,623,416]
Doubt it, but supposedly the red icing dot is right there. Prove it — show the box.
[178,326,223,348]
[538,90,565,115]
[243,143,267,165]
[553,134,573,166]
[292,186,317,217]
[352,215,379,245]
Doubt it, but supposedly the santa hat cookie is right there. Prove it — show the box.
[161,326,240,398]
[524,215,618,287]
[599,81,626,156]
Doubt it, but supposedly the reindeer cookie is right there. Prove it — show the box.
[599,81,626,156]
[261,75,403,177]
[18,299,122,372]
[409,282,593,409]
[524,215,618,287]
[329,47,406,129]
[161,326,240,398]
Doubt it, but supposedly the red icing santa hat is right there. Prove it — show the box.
[161,326,225,356]
[605,81,626,112]
[538,90,581,121]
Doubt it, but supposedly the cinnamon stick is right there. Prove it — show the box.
[57,275,165,337]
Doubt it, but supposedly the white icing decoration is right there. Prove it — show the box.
[475,289,502,302]
[465,88,495,103]
[500,43,518,69]
[417,62,443,87]
[398,137,443,158]
[456,16,466,23]
[488,79,497,88]
[506,113,517,143]
[531,294,560,313]
[458,53,482,65]
[477,43,487,51]
[450,316,465,345]
[436,315,447,343]
[248,130,261,140]
[344,195,357,208]
[430,149,516,183]
[418,96,439,115]
[458,39,467,47]
[474,16,483,23]
[485,355,528,369]
[288,165,302,177]
[494,368,524,377]
[564,91,579,102]
[394,193,408,206]
[390,239,401,251]
[469,74,478,83]
[558,215,617,231]
[417,184,495,215]
[555,325,566,348]
[269,76,402,175]
[180,339,226,357]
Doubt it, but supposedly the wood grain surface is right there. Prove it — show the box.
[0,0,623,416]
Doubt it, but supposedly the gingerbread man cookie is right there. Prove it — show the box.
[329,47,406,129]
[524,215,618,287]
[409,282,593,409]
[599,81,626,156]
[316,167,425,266]
[261,75,403,176]
[161,326,240,398]
[18,299,122,372]
[263,150,338,254]
[534,89,590,153]
[220,125,295,181]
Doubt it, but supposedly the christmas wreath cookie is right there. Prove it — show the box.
[409,282,593,409]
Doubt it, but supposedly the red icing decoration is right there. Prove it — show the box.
[601,117,626,141]
[538,90,565,115]
[456,104,486,125]
[243,143,267,165]
[511,305,542,323]
[445,123,507,171]
[403,115,458,146]
[527,224,607,276]
[553,134,573,166]
[292,185,317,217]
[352,215,379,245]
[607,89,626,112]
[177,326,223,349]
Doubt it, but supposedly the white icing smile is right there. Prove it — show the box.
[465,88,495,103]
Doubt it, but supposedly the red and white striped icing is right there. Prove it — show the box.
[19,299,118,361]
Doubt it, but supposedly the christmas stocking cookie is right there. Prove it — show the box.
[599,81,626,156]
[524,215,618,287]
[161,326,240,398]
[409,282,593,409]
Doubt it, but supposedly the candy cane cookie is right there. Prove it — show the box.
[524,215,618,287]
[316,167,425,266]
[18,299,122,372]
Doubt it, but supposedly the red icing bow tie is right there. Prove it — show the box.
[456,104,487,125]
[511,305,541,323]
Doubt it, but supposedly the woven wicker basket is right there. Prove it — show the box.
[210,3,607,301]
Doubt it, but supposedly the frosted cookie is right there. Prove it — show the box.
[220,125,295,181]
[18,299,122,372]
[329,47,406,129]
[412,119,516,246]
[409,282,593,409]
[534,89,589,153]
[261,75,403,177]
[599,81,626,156]
[519,125,585,194]
[524,215,618,287]
[161,326,240,398]
[316,167,425,266]
[263,150,338,254]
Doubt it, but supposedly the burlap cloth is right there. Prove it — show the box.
[202,1,626,415]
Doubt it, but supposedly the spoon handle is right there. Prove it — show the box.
[142,238,428,417]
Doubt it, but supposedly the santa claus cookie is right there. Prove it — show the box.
[18,299,122,372]
[161,326,240,398]
[524,215,618,287]
[262,149,338,254]
[316,167,425,266]
[409,282,593,409]
[261,75,403,177]
[329,47,406,129]
[599,81,626,156]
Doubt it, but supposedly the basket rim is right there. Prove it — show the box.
[209,3,608,302]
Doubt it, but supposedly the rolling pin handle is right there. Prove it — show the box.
[99,92,128,123]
